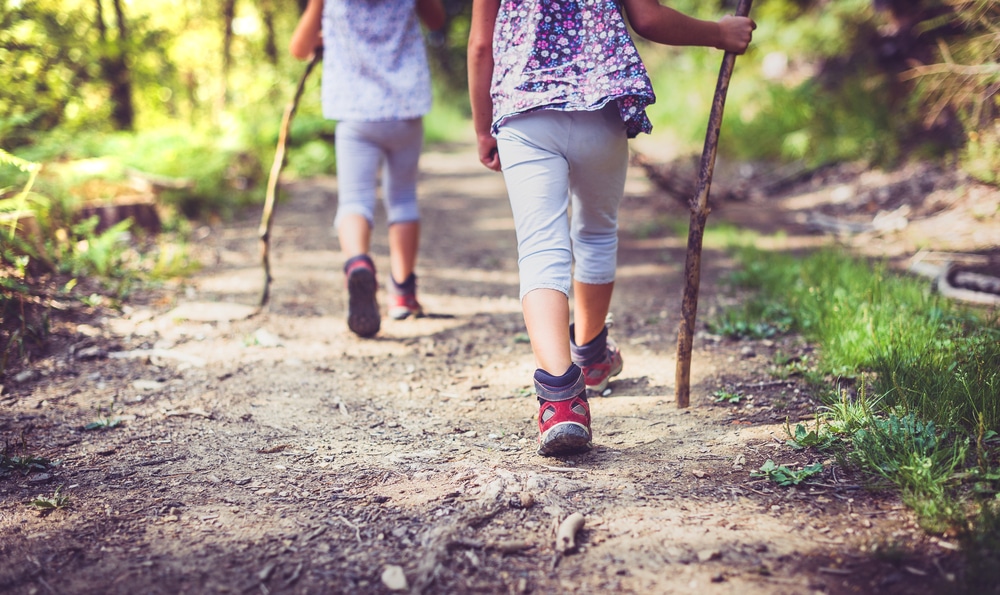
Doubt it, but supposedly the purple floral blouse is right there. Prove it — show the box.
[490,0,656,137]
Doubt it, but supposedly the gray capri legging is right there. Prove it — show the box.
[495,104,629,300]
[334,118,423,228]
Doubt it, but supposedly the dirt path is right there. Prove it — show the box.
[0,143,972,594]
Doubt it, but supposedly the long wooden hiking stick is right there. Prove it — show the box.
[258,50,322,309]
[675,0,754,408]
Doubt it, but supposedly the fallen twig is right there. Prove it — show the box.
[555,512,585,554]
[136,455,187,467]
[541,465,579,473]
[337,516,362,543]
[734,380,791,389]
[108,349,206,368]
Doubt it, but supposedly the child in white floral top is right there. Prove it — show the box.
[468,0,754,456]
[290,0,445,338]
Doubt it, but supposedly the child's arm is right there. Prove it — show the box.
[417,0,447,32]
[289,0,323,60]
[468,0,501,171]
[621,0,755,54]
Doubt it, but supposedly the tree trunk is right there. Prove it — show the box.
[94,0,135,130]
[262,0,277,66]
[220,0,237,109]
[109,0,134,130]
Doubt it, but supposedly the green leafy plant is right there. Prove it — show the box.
[85,416,122,431]
[785,419,837,450]
[752,459,824,486]
[820,382,883,435]
[1,435,52,478]
[852,414,949,474]
[1,149,46,292]
[28,485,70,512]
[706,300,794,339]
[769,352,822,382]
[713,390,743,404]
[62,217,134,278]
[0,453,51,476]
[85,401,122,431]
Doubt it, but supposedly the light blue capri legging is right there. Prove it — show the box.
[495,105,629,300]
[334,118,423,228]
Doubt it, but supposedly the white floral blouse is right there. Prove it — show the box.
[321,0,432,122]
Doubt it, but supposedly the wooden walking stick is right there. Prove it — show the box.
[675,0,754,408]
[258,50,322,309]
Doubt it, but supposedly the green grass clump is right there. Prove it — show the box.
[852,412,967,531]
[715,246,1000,586]
[717,247,1000,434]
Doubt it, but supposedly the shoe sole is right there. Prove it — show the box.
[537,422,592,456]
[388,307,424,321]
[347,268,380,338]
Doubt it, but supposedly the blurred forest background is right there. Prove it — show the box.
[0,0,998,366]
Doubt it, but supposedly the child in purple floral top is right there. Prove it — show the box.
[468,0,754,456]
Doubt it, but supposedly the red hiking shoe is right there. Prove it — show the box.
[535,371,591,457]
[571,325,624,396]
[388,293,423,320]
[579,336,623,395]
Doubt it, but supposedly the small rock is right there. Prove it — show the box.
[75,346,106,360]
[14,370,37,384]
[28,473,52,483]
[252,328,282,347]
[831,184,854,203]
[739,345,756,358]
[697,549,721,563]
[133,380,166,392]
[381,565,408,591]
[167,302,256,322]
